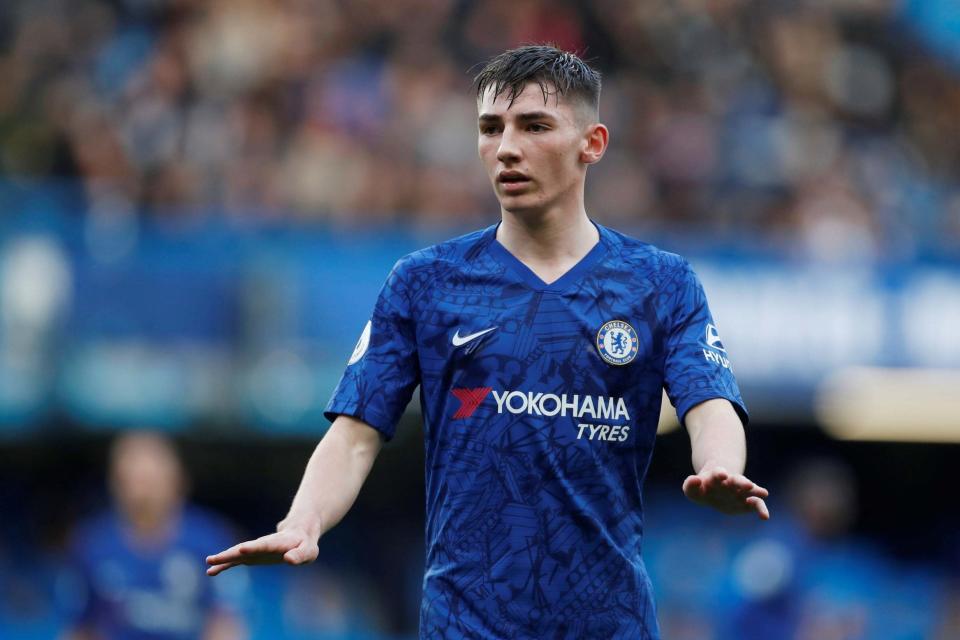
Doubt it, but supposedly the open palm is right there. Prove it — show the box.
[206,529,318,576]
[683,466,770,520]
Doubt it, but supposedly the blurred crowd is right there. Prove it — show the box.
[1,430,956,639]
[650,457,958,640]
[2,4,959,639]
[1,0,960,259]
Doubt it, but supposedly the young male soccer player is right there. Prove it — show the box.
[64,432,247,640]
[207,45,769,639]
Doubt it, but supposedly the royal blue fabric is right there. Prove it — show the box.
[66,506,244,639]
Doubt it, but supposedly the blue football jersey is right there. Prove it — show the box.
[325,222,747,640]
[65,506,247,640]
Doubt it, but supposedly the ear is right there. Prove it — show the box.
[580,123,609,165]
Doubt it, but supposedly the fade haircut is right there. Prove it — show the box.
[474,45,601,118]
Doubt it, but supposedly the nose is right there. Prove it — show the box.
[497,127,521,164]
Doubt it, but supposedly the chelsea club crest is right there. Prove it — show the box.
[597,320,639,366]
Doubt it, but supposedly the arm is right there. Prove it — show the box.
[682,398,770,520]
[206,414,382,575]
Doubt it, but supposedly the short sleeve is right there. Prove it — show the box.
[324,259,421,440]
[662,259,748,426]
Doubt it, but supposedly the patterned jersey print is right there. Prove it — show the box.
[326,222,747,639]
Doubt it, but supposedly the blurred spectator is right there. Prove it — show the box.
[280,567,386,640]
[59,431,248,640]
[731,458,871,639]
[936,526,960,639]
[726,457,938,640]
[1,0,959,256]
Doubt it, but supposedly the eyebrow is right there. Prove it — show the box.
[478,111,557,124]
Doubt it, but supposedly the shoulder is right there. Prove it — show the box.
[395,226,492,270]
[388,225,494,286]
[70,511,120,557]
[599,224,692,281]
[178,505,235,543]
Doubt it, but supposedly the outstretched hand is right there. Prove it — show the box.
[206,527,319,577]
[683,465,770,520]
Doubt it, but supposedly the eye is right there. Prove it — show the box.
[480,125,501,135]
[527,123,548,133]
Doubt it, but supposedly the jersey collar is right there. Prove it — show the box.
[483,220,610,293]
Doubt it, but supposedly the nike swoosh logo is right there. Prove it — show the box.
[452,327,498,347]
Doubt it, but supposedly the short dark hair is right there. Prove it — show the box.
[474,45,601,115]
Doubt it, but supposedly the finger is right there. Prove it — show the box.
[733,481,769,499]
[746,496,770,520]
[730,475,768,497]
[682,475,704,498]
[207,544,246,565]
[710,467,729,482]
[206,561,240,577]
[283,541,315,566]
[237,533,297,556]
[283,548,303,565]
[208,532,297,565]
[722,474,755,492]
[701,469,731,491]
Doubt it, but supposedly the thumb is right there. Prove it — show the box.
[283,543,306,565]
[683,474,703,496]
[283,539,317,565]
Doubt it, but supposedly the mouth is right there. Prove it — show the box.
[497,171,532,193]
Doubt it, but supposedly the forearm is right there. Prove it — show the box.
[280,416,382,540]
[682,398,768,519]
[686,398,746,474]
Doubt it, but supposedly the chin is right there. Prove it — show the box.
[500,201,539,216]
[497,190,535,208]
[499,194,551,217]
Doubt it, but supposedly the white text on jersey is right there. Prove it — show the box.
[703,349,731,369]
[491,390,630,421]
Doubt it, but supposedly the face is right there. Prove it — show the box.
[110,432,185,522]
[478,82,604,216]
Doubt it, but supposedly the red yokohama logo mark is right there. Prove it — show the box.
[451,387,492,419]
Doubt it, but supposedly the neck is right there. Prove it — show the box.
[123,507,178,543]
[497,207,598,264]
